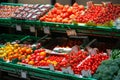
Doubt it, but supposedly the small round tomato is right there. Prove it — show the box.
[28,60,34,65]
[26,48,32,54]
[39,52,46,57]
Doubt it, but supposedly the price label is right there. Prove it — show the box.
[21,71,27,78]
[75,74,83,78]
[67,66,74,74]
[43,27,50,34]
[71,45,79,54]
[49,64,54,71]
[87,1,93,8]
[16,25,22,31]
[106,49,111,57]
[61,68,68,73]
[81,70,91,77]
[66,29,77,36]
[30,26,35,32]
[115,18,120,29]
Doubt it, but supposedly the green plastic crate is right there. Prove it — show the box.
[20,35,40,44]
[0,2,23,6]
[0,33,27,43]
[41,21,74,28]
[0,3,23,23]
[24,20,41,26]
[0,58,17,74]
[0,18,12,23]
[0,34,40,44]
[0,59,96,80]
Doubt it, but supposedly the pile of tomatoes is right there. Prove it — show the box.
[3,43,33,61]
[40,3,84,23]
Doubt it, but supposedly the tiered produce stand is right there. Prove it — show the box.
[0,2,120,80]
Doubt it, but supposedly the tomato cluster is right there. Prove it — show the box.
[55,50,88,71]
[75,53,109,74]
[22,49,46,65]
[4,43,33,61]
[76,2,120,24]
[37,55,65,67]
[0,6,19,18]
[40,3,84,23]
[22,49,65,67]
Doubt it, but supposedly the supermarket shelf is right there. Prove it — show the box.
[0,59,96,80]
[0,17,120,38]
[0,33,40,45]
[0,3,119,38]
[0,2,23,6]
[1,19,120,38]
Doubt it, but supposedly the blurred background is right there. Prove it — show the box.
[0,0,120,5]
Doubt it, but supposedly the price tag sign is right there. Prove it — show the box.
[30,26,35,32]
[43,27,50,34]
[66,29,77,36]
[75,74,83,78]
[115,18,120,29]
[67,66,74,74]
[61,68,68,73]
[87,1,93,8]
[81,70,91,77]
[21,71,27,79]
[49,64,54,71]
[16,25,22,31]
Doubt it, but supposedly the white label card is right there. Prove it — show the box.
[16,25,22,31]
[21,71,27,78]
[67,66,74,74]
[43,27,50,34]
[81,70,91,77]
[61,68,68,73]
[49,64,54,71]
[66,29,77,36]
[75,74,83,78]
[30,26,35,32]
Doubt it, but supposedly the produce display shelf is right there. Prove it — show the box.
[0,2,23,6]
[41,22,115,37]
[41,21,78,28]
[0,3,23,23]
[0,33,27,42]
[0,18,119,37]
[0,33,40,44]
[12,19,26,24]
[0,59,96,80]
[0,18,12,23]
[25,20,41,26]
[41,21,114,30]
[0,2,119,38]
[34,21,120,38]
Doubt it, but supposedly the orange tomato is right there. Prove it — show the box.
[39,52,46,57]
[21,47,27,53]
[28,60,34,65]
[27,55,31,59]
[18,55,25,60]
[20,51,24,55]
[8,55,13,61]
[17,47,21,50]
[18,56,22,60]
[13,54,18,58]
[26,48,32,54]
[14,43,19,47]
